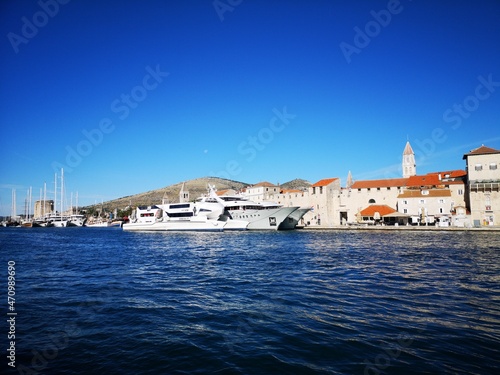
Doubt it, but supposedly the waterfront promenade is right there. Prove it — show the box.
[302,225,500,232]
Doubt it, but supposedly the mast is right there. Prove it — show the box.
[60,168,64,215]
[54,172,57,214]
[43,182,46,217]
[24,190,28,221]
[29,186,32,220]
[11,189,16,221]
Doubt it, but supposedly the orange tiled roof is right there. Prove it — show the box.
[359,204,397,217]
[406,171,466,187]
[463,145,500,159]
[406,174,441,187]
[397,189,451,198]
[426,170,466,178]
[350,178,408,189]
[311,178,338,187]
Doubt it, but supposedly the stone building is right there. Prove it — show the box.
[34,200,54,218]
[239,142,499,228]
[244,182,280,203]
[463,145,500,226]
[402,141,417,178]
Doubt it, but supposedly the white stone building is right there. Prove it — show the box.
[34,200,54,218]
[244,182,280,203]
[463,145,500,226]
[397,189,453,225]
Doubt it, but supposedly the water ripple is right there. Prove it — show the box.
[1,228,499,374]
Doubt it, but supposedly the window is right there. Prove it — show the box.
[439,199,445,204]
[475,164,483,171]
[458,189,463,195]
[377,187,381,191]
[419,199,425,204]
[439,208,443,214]
[490,163,498,170]
[369,199,376,204]
[320,186,323,194]
[387,187,391,190]
[403,200,408,205]
[403,208,408,214]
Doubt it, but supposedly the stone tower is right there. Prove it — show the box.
[179,182,189,203]
[402,141,416,178]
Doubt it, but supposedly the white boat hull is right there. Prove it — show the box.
[218,218,248,231]
[86,222,110,228]
[122,219,225,232]
[51,220,68,227]
[228,206,299,230]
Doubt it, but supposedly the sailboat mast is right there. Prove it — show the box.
[54,172,57,214]
[11,189,16,221]
[60,168,64,215]
[29,186,32,220]
[43,182,46,217]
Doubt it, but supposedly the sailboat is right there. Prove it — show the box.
[47,169,68,227]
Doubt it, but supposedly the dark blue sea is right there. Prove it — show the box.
[1,228,499,375]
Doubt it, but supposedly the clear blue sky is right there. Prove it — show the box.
[1,0,499,215]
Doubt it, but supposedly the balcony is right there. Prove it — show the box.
[469,180,500,191]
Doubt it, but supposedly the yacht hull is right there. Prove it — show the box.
[228,206,299,230]
[122,219,225,232]
[278,208,311,230]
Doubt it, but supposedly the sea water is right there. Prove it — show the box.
[1,228,499,374]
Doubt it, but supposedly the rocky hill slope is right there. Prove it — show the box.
[86,176,311,214]
[93,177,249,213]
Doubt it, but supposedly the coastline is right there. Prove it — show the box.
[301,225,500,232]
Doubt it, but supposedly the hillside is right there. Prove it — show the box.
[280,178,311,190]
[91,177,250,213]
[86,176,311,214]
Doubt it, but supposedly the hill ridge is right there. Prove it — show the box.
[87,176,312,212]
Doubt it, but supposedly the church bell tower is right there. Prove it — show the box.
[402,141,416,178]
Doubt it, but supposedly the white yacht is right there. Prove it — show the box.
[123,203,226,232]
[46,214,69,227]
[67,214,87,227]
[277,207,311,229]
[196,186,299,230]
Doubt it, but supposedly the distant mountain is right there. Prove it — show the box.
[280,178,311,190]
[92,177,250,212]
[86,176,311,213]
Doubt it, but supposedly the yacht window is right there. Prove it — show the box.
[170,203,190,209]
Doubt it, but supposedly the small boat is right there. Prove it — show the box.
[85,218,110,228]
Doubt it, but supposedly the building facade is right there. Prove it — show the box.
[34,200,54,218]
[463,145,500,226]
[235,142,500,228]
